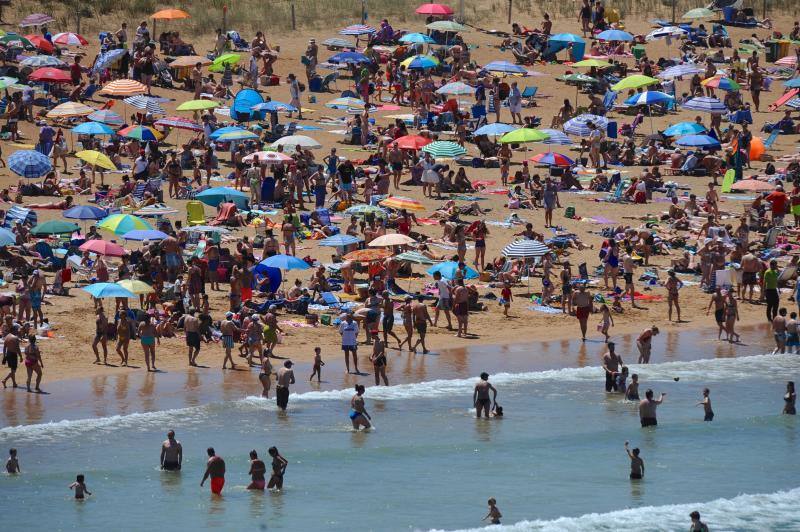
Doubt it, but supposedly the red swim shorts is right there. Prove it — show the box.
[211,477,225,495]
[575,306,591,321]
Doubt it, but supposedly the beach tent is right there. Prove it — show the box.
[230,89,266,122]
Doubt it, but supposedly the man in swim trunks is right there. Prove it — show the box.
[740,251,760,303]
[453,279,470,338]
[275,360,295,411]
[473,372,498,418]
[639,389,665,427]
[411,294,433,354]
[772,307,788,355]
[184,309,201,366]
[706,287,726,340]
[338,313,360,374]
[161,234,182,282]
[571,284,593,341]
[624,441,644,480]
[602,342,623,392]
[200,447,225,494]
[220,312,239,370]
[380,291,402,348]
[621,247,638,309]
[2,324,21,388]
[160,430,183,471]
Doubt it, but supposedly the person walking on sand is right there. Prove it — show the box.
[665,270,682,322]
[370,333,389,386]
[482,498,502,525]
[138,316,158,372]
[350,384,372,430]
[309,347,324,383]
[636,326,659,364]
[184,309,201,366]
[602,342,623,392]
[411,294,433,354]
[433,271,453,329]
[473,372,498,419]
[6,448,19,473]
[724,291,740,343]
[92,307,109,365]
[339,312,360,373]
[571,284,593,341]
[398,296,414,350]
[69,474,91,500]
[697,388,714,421]
[381,291,402,348]
[23,335,43,393]
[453,279,470,338]
[275,360,295,411]
[639,389,665,427]
[624,441,644,480]
[784,381,796,415]
[689,511,710,532]
[706,286,726,340]
[220,312,239,370]
[259,357,273,398]
[160,430,183,471]
[267,446,288,490]
[598,303,613,341]
[772,307,788,355]
[247,450,267,490]
[2,325,21,388]
[200,447,226,495]
[560,262,573,315]
[116,311,131,366]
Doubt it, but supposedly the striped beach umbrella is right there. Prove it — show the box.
[118,125,162,142]
[52,32,88,46]
[563,114,608,136]
[682,96,727,114]
[421,140,466,158]
[100,79,147,96]
[242,151,293,164]
[701,76,740,92]
[340,24,376,36]
[20,55,65,68]
[499,128,550,144]
[154,116,203,132]
[9,150,52,178]
[380,196,426,211]
[623,91,674,106]
[46,101,94,118]
[98,214,153,235]
[502,239,550,258]
[87,109,124,126]
[658,63,704,79]
[538,129,573,145]
[436,81,475,95]
[401,54,440,70]
[530,152,574,167]
[216,130,260,141]
[124,95,167,114]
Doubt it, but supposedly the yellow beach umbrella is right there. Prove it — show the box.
[75,150,115,170]
[116,279,154,294]
[611,74,659,92]
[176,99,220,111]
[46,101,94,118]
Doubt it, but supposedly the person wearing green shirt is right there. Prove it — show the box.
[763,259,780,322]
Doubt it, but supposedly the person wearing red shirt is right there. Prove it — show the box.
[765,185,788,222]
[70,56,83,86]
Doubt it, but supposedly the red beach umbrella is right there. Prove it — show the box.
[391,135,432,150]
[29,67,71,83]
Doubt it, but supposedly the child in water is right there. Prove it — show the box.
[615,366,628,394]
[483,497,502,525]
[309,347,325,382]
[625,373,640,401]
[597,303,614,341]
[6,448,19,474]
[69,474,91,500]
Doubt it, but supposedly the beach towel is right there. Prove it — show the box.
[721,169,735,193]
[209,202,239,226]
[527,305,562,314]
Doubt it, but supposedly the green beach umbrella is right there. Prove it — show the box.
[0,33,34,48]
[611,74,659,92]
[30,220,79,236]
[572,59,612,68]
[682,7,714,19]
[560,73,598,83]
[208,53,241,73]
[421,140,467,158]
[426,20,467,32]
[176,99,220,111]
[499,128,550,144]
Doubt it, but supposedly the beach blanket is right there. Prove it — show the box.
[527,305,562,314]
[416,218,442,225]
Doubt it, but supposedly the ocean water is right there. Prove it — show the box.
[0,352,798,531]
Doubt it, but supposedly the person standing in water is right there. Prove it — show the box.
[625,374,640,401]
[697,388,714,421]
[2,324,21,388]
[267,446,288,490]
[69,474,91,500]
[473,372,498,419]
[784,381,796,415]
[370,332,388,386]
[349,384,372,430]
[160,430,183,471]
[689,511,710,531]
[6,448,19,473]
[482,498,502,525]
[636,326,659,364]
[247,450,267,490]
[411,294,433,354]
[602,342,623,392]
[275,360,295,411]
[639,389,665,427]
[200,447,226,495]
[259,357,273,398]
[624,441,644,480]
[309,347,324,382]
[772,307,788,354]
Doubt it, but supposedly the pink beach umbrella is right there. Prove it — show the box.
[79,240,128,257]
[415,3,454,15]
[242,151,294,164]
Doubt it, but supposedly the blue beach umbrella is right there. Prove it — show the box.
[682,96,727,114]
[209,126,247,140]
[483,61,527,75]
[9,150,52,178]
[563,114,608,136]
[402,55,439,70]
[87,109,124,126]
[63,205,107,220]
[538,129,573,145]
[82,282,136,299]
[328,51,371,65]
[122,229,169,241]
[216,130,260,141]
[258,254,310,271]
[71,121,115,136]
[195,186,249,209]
[400,32,436,44]
[624,91,674,106]
[663,122,706,136]
[675,134,721,150]
[21,55,66,68]
[252,263,283,292]
[319,234,362,247]
[427,261,479,280]
[474,122,517,139]
[0,228,16,246]
[597,29,634,41]
[251,101,298,112]
[550,33,584,43]
[92,48,126,74]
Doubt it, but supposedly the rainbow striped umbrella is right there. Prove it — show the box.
[530,152,574,167]
[118,125,162,141]
[701,76,740,92]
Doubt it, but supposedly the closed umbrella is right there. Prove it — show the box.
[122,229,169,241]
[502,239,550,258]
[421,140,466,158]
[82,283,136,299]
[30,220,79,236]
[427,261,478,280]
[368,233,417,247]
[63,205,107,220]
[79,240,128,257]
[9,150,52,178]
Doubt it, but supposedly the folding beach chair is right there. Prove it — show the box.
[605,181,625,202]
[186,200,206,226]
[5,205,36,227]
[321,72,339,92]
[521,86,538,107]
[763,129,779,149]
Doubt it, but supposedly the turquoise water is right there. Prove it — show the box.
[0,352,798,531]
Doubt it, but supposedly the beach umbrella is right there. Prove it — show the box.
[208,53,241,73]
[343,248,392,262]
[784,78,800,89]
[401,55,440,70]
[502,239,550,258]
[682,96,727,114]
[380,196,425,211]
[426,20,467,32]
[87,109,124,126]
[183,225,231,234]
[483,61,527,75]
[71,122,115,136]
[19,13,55,27]
[623,91,674,106]
[124,95,166,114]
[52,32,88,46]
[154,116,203,132]
[251,101,297,112]
[597,29,633,41]
[658,63,704,79]
[683,7,715,19]
[92,49,127,74]
[344,204,388,218]
[340,24,376,36]
[474,122,516,139]
[63,205,107,221]
[152,8,190,19]
[99,79,147,96]
[573,59,612,68]
[550,33,584,43]
[730,179,774,192]
[75,150,116,170]
[116,279,154,294]
[169,55,212,68]
[8,150,52,178]
[20,55,64,68]
[321,37,353,48]
[701,76,740,91]
[326,96,367,110]
[176,99,220,111]
[242,151,293,164]
[675,134,721,150]
[787,97,800,110]
[436,81,475,95]
[29,67,70,83]
[391,135,432,150]
[122,229,169,241]
[427,261,479,280]
[416,3,454,15]
[30,220,79,236]
[328,51,371,65]
[98,214,153,235]
[0,33,33,48]
[0,228,16,247]
[776,56,797,67]
[118,125,162,142]
[663,122,706,136]
[561,73,598,84]
[272,135,322,150]
[79,240,128,257]
[400,32,436,44]
[0,77,19,90]
[368,233,417,247]
[195,186,249,208]
[209,126,248,140]
[499,128,550,144]
[216,130,260,141]
[24,35,53,53]
[530,152,574,167]
[82,283,135,299]
[46,101,94,118]
[319,234,362,247]
[539,129,572,145]
[421,140,466,158]
[646,26,687,41]
[611,74,659,92]
[394,251,437,264]
[133,205,179,217]
[259,254,310,271]
[563,114,608,136]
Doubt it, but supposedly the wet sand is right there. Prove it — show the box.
[0,323,773,428]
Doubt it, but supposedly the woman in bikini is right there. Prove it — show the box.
[23,334,43,393]
[349,384,372,430]
[259,357,273,398]
[267,446,288,490]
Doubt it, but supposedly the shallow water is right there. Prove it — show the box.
[1,352,798,531]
